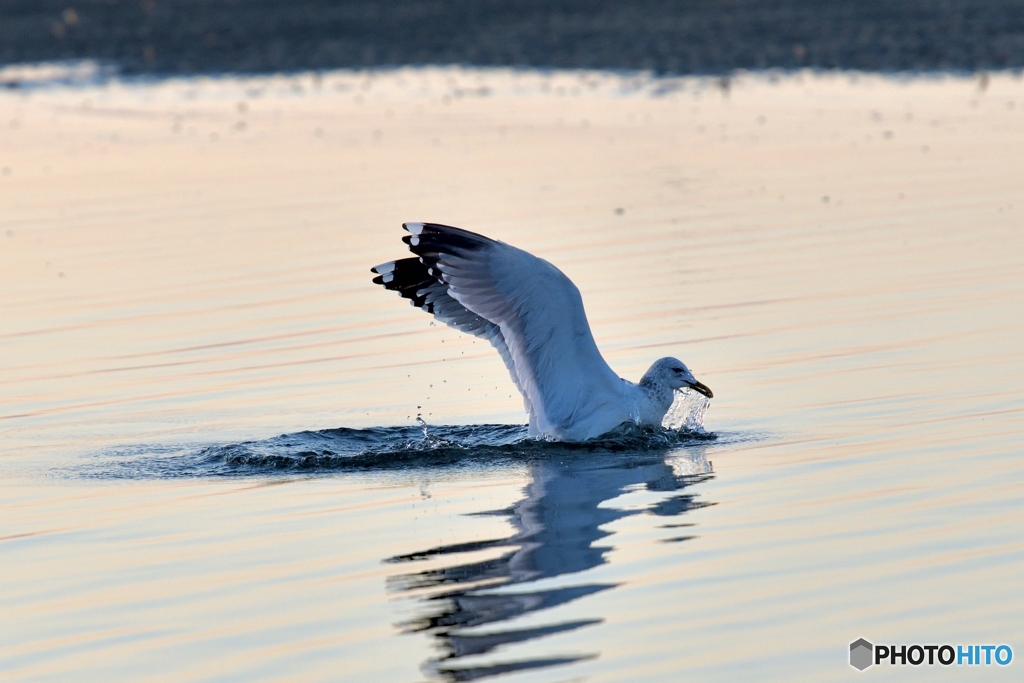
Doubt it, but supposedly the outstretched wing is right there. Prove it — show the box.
[371,254,533,419]
[372,222,625,438]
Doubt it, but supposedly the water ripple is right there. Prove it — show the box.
[66,423,721,479]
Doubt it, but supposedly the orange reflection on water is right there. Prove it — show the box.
[1,68,1022,681]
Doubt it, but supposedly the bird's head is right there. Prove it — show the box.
[643,357,713,398]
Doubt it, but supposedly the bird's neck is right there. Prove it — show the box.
[632,378,675,426]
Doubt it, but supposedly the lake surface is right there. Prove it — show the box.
[2,66,1022,681]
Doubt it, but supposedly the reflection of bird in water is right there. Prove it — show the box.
[372,223,713,441]
[386,447,714,681]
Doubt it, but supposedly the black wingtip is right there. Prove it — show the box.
[401,223,496,262]
[372,223,499,312]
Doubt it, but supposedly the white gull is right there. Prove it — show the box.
[371,223,712,441]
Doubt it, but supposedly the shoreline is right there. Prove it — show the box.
[1,59,1016,93]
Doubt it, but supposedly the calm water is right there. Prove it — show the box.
[2,67,1023,681]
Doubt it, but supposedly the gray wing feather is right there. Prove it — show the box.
[373,222,625,439]
[371,251,534,421]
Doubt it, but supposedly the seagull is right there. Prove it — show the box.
[371,223,712,441]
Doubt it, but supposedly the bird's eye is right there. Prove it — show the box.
[673,368,683,374]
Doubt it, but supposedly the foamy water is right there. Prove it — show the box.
[2,66,1022,682]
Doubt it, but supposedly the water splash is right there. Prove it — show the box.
[416,414,453,448]
[662,389,711,434]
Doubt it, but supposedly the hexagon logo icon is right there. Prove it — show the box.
[850,638,873,670]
